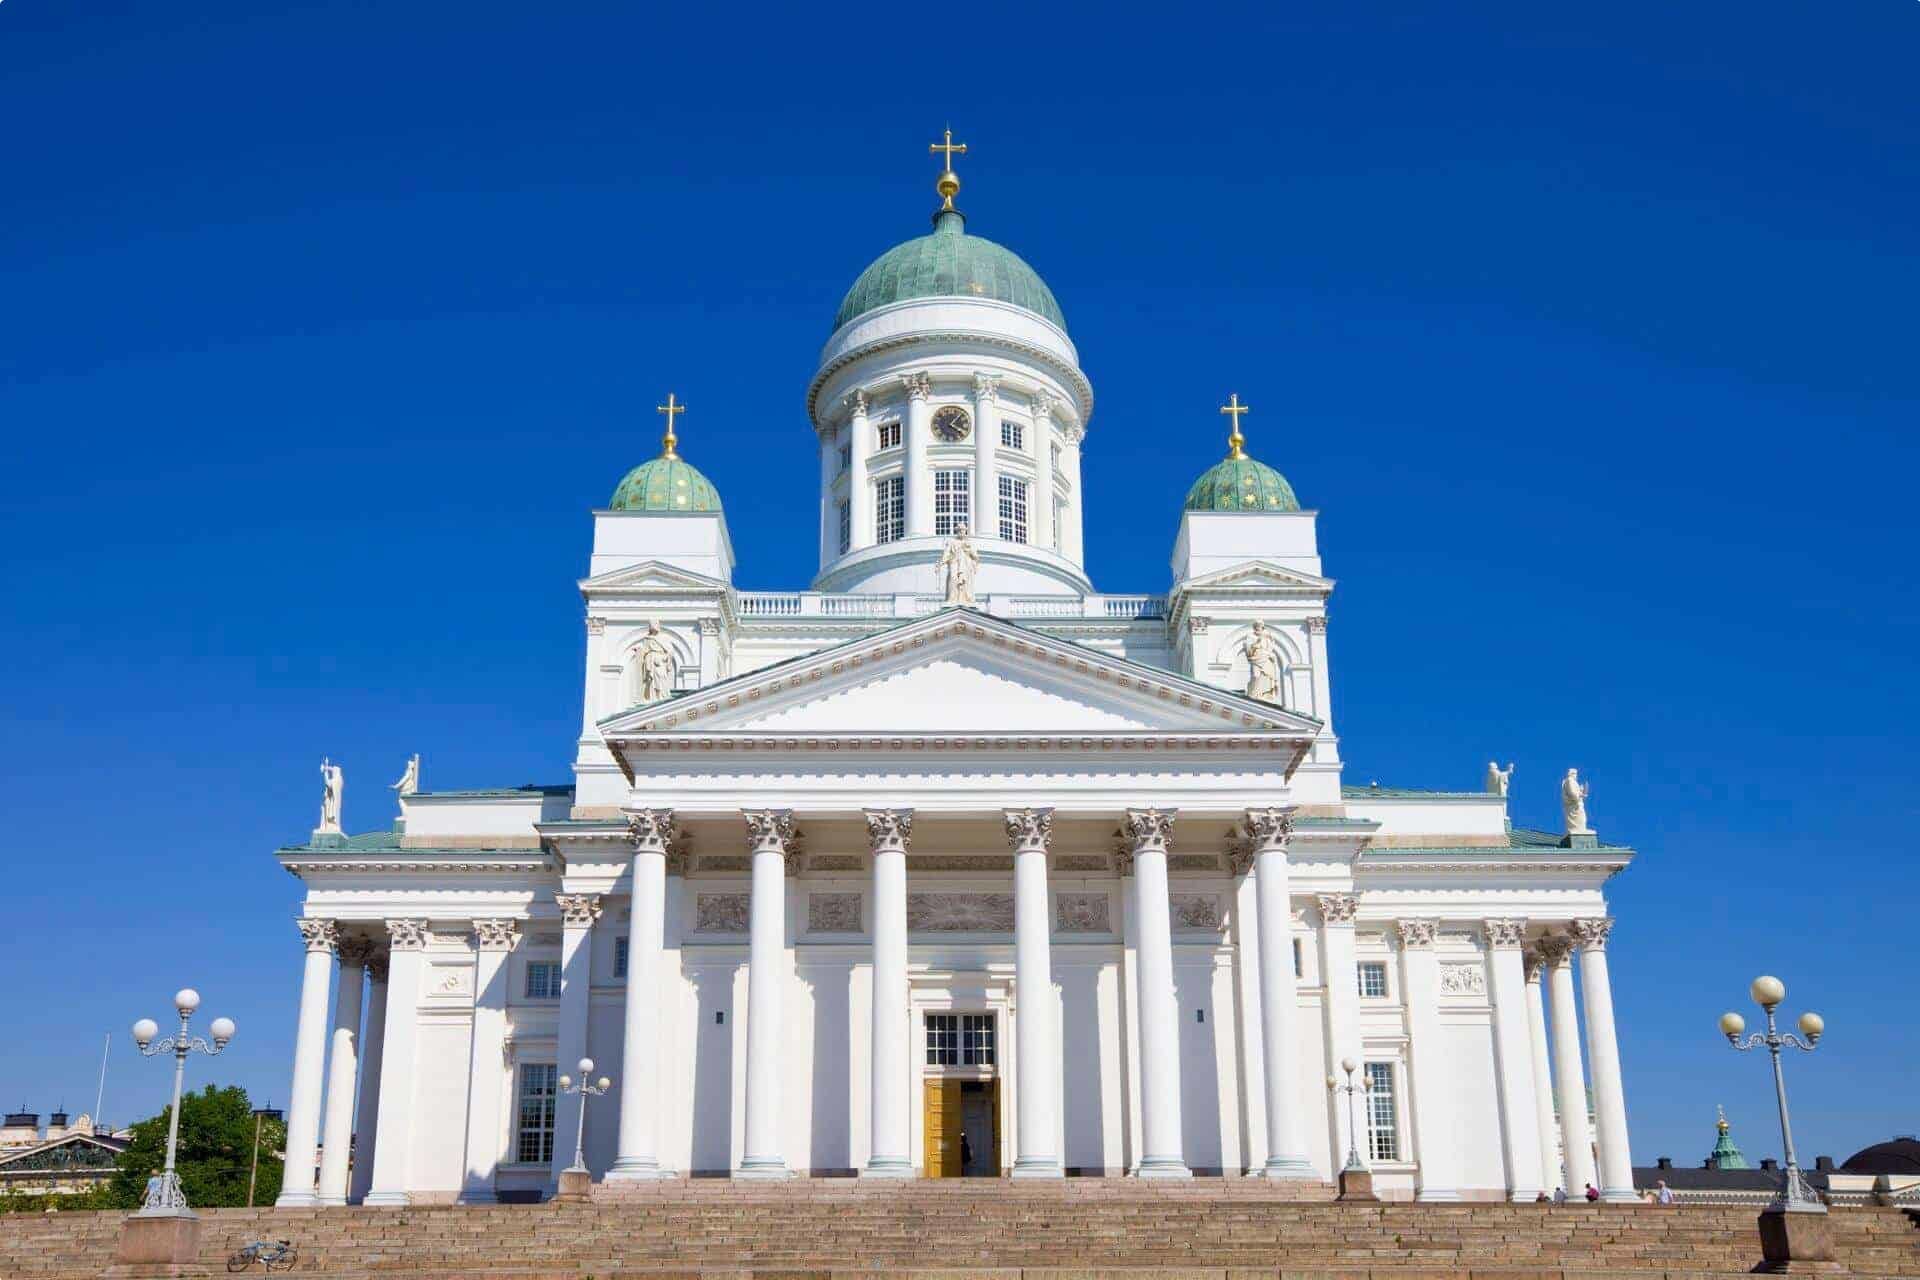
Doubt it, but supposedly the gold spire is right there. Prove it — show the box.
[1220,393,1250,460]
[656,392,686,459]
[930,127,968,211]
[1717,1104,1730,1135]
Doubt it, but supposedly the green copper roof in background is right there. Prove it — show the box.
[833,210,1066,332]
[609,454,723,513]
[1183,454,1301,513]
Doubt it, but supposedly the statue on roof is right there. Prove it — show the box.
[1561,767,1592,835]
[939,524,979,606]
[1240,620,1281,703]
[1485,761,1514,797]
[638,621,676,703]
[390,754,420,801]
[318,758,344,834]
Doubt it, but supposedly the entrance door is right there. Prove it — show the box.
[923,1079,962,1178]
[922,1079,999,1178]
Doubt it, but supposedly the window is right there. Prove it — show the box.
[614,937,629,979]
[838,443,851,473]
[875,475,904,544]
[1000,420,1024,450]
[525,961,560,1000]
[876,421,901,450]
[933,469,971,536]
[837,500,851,555]
[1054,499,1067,552]
[1292,938,1303,977]
[1357,961,1388,998]
[1052,442,1063,474]
[1365,1062,1399,1161]
[997,475,1028,544]
[515,1063,557,1164]
[926,1013,996,1066]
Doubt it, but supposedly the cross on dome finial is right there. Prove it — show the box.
[1220,393,1250,460]
[930,127,968,212]
[656,392,686,459]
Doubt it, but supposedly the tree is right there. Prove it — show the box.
[106,1085,285,1210]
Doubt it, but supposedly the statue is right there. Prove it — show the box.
[637,621,676,703]
[1485,761,1514,797]
[939,524,979,606]
[1561,767,1592,834]
[318,758,344,834]
[391,753,420,801]
[1240,620,1281,703]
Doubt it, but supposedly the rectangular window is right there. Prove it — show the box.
[997,475,1028,544]
[515,1063,557,1164]
[525,961,561,1000]
[613,937,629,979]
[1054,499,1067,552]
[1000,420,1024,450]
[1365,1062,1399,1161]
[1292,938,1303,977]
[838,443,851,473]
[876,421,901,450]
[837,500,851,555]
[933,468,971,536]
[875,475,904,544]
[1357,961,1388,998]
[1052,442,1063,474]
[925,1013,996,1066]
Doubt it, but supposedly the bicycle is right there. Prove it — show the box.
[226,1238,298,1272]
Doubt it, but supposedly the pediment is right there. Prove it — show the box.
[1176,560,1334,593]
[579,560,729,594]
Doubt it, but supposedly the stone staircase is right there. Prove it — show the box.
[3,1182,1918,1278]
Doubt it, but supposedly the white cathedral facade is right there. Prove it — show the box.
[273,155,1638,1207]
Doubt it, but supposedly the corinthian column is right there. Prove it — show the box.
[862,809,913,1177]
[1125,808,1190,1177]
[317,934,373,1204]
[1246,808,1313,1177]
[609,810,673,1182]
[973,373,1000,538]
[1316,894,1362,1165]
[1006,808,1062,1177]
[1538,934,1597,1195]
[277,918,338,1206]
[902,373,933,538]
[847,389,873,549]
[366,919,429,1207]
[1523,950,1560,1193]
[1031,393,1057,552]
[736,810,796,1178]
[549,894,601,1191]
[349,954,388,1204]
[1572,918,1635,1201]
[460,919,519,1202]
[1397,919,1459,1201]
[1483,920,1544,1201]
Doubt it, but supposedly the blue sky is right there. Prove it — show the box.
[2,1,1914,1167]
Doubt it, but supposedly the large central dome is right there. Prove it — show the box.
[833,209,1065,333]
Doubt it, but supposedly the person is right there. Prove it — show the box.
[1584,1183,1600,1202]
[1552,1186,1568,1205]
[959,1130,974,1173]
[1656,1179,1675,1206]
[1534,1190,1551,1204]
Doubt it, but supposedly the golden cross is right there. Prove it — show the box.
[930,128,968,211]
[1219,393,1250,459]
[930,127,968,171]
[657,392,686,457]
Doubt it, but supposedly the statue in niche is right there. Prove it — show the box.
[1561,767,1592,834]
[317,758,344,834]
[1485,761,1514,797]
[391,753,420,801]
[1239,619,1282,703]
[637,620,676,703]
[939,524,979,606]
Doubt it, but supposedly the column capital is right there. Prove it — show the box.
[1569,917,1613,950]
[901,372,931,401]
[1306,616,1328,635]
[297,918,340,954]
[1395,918,1438,950]
[1317,893,1359,925]
[1244,806,1297,853]
[554,895,603,929]
[1031,390,1057,421]
[386,919,431,951]
[586,616,607,636]
[973,372,1000,402]
[1123,807,1176,852]
[1003,807,1054,852]
[336,934,379,968]
[626,808,677,856]
[846,388,870,418]
[474,918,521,952]
[1533,934,1575,967]
[1483,918,1528,950]
[743,809,796,850]
[864,808,913,853]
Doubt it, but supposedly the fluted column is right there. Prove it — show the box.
[737,810,796,1178]
[818,425,837,568]
[349,955,388,1204]
[460,919,519,1202]
[277,918,338,1206]
[317,935,372,1204]
[610,811,672,1181]
[1125,808,1190,1178]
[1031,393,1057,552]
[973,373,999,538]
[902,374,933,538]
[1538,934,1596,1195]
[1245,809,1312,1177]
[1483,920,1545,1201]
[1523,951,1560,1193]
[549,894,602,1191]
[1006,808,1063,1177]
[862,809,913,1177]
[1397,919,1459,1201]
[366,919,429,1206]
[847,390,873,549]
[1060,424,1085,563]
[1572,918,1634,1201]
[1316,894,1362,1166]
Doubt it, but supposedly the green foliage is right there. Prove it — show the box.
[106,1085,286,1210]
[0,1183,112,1213]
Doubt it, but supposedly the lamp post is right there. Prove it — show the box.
[553,1057,612,1202]
[130,989,235,1217]
[1324,1057,1377,1201]
[1720,974,1831,1272]
[247,1103,283,1209]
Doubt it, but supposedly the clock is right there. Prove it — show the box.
[931,405,972,442]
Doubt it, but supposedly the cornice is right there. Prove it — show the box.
[614,731,1307,756]
[807,330,1094,428]
[279,852,557,879]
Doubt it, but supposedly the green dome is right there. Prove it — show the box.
[1183,453,1300,513]
[834,210,1065,332]
[609,453,722,513]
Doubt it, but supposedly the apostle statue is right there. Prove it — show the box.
[1561,767,1592,835]
[1240,619,1282,703]
[939,524,979,606]
[637,621,676,703]
[1485,761,1514,797]
[391,753,420,800]
[318,758,345,834]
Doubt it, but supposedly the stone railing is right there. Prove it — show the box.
[734,592,1166,622]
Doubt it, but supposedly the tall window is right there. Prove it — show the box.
[875,475,905,544]
[525,961,560,1000]
[997,475,1028,543]
[876,421,901,450]
[838,443,851,473]
[837,500,851,554]
[933,469,971,536]
[515,1063,557,1164]
[926,1013,996,1066]
[1365,1062,1399,1161]
[1052,442,1063,475]
[1000,420,1024,450]
[613,937,629,979]
[1357,961,1388,998]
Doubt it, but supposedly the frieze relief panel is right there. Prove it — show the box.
[810,855,863,873]
[695,893,751,933]
[1438,963,1487,997]
[910,856,1016,872]
[1055,893,1111,934]
[1053,854,1109,873]
[427,962,474,999]
[1170,894,1225,931]
[699,856,751,873]
[808,893,863,934]
[907,893,1015,933]
[1167,855,1220,872]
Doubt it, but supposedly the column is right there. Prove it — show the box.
[549,894,602,1190]
[1031,393,1057,554]
[1572,918,1635,1201]
[902,373,933,538]
[863,809,913,1177]
[817,424,838,568]
[1523,950,1560,1193]
[1005,808,1063,1177]
[1246,808,1312,1177]
[1227,855,1267,1172]
[1304,617,1335,746]
[1061,425,1085,563]
[1397,919,1460,1201]
[737,810,795,1178]
[276,918,338,1207]
[317,936,371,1204]
[1483,920,1545,1201]
[1538,935,1597,1195]
[349,955,388,1204]
[847,389,873,549]
[610,812,671,1181]
[1316,895,1362,1166]
[1125,808,1190,1177]
[460,919,519,1202]
[365,919,428,1206]
[973,373,999,538]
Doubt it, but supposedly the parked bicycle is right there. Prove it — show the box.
[226,1238,297,1272]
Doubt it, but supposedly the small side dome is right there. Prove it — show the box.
[609,393,722,513]
[1183,395,1300,512]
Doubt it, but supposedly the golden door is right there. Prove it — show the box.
[923,1080,963,1178]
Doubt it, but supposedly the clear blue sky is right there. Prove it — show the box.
[3,1,1914,1168]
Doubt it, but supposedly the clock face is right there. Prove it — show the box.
[931,405,972,442]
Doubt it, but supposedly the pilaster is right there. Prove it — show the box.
[1397,919,1459,1201]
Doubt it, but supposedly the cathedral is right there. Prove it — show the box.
[272,141,1637,1207]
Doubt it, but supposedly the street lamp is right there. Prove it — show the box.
[1324,1056,1377,1202]
[557,1057,612,1177]
[1720,975,1825,1213]
[130,989,235,1216]
[247,1102,283,1209]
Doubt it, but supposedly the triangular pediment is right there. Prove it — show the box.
[579,560,729,593]
[1176,560,1334,593]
